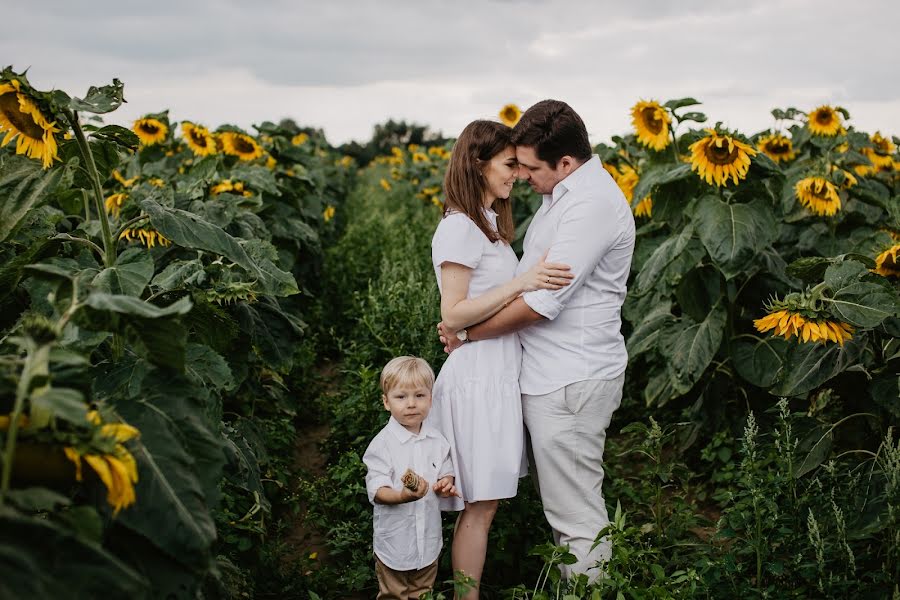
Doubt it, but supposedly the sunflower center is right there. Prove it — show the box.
[641,107,664,135]
[704,138,740,165]
[190,130,209,148]
[765,139,791,155]
[815,111,834,125]
[808,181,834,201]
[140,123,160,135]
[233,136,255,153]
[0,92,46,140]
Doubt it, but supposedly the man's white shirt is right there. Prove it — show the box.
[363,416,454,571]
[517,155,636,396]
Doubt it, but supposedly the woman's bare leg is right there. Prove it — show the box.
[451,499,499,599]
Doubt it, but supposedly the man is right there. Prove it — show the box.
[439,99,635,579]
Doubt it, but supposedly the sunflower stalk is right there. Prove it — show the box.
[65,110,116,268]
[0,338,51,507]
[81,188,90,223]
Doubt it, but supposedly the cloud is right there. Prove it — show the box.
[3,0,899,144]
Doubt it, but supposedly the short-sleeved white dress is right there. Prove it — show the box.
[428,209,526,511]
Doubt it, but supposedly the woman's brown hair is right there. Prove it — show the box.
[442,120,515,244]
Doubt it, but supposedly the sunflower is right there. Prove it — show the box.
[221,131,263,161]
[863,132,895,169]
[633,196,652,218]
[631,100,671,151]
[754,309,854,345]
[380,178,392,192]
[148,178,166,188]
[323,205,335,222]
[0,79,61,168]
[211,179,253,197]
[105,193,127,217]
[807,105,842,137]
[795,177,841,216]
[181,122,217,157]
[119,227,172,248]
[338,155,355,168]
[112,169,139,187]
[603,163,621,180]
[614,164,640,202]
[757,133,796,163]
[132,117,168,146]
[64,412,140,516]
[830,165,857,189]
[689,129,757,187]
[265,154,277,170]
[499,104,522,128]
[874,244,900,278]
[291,132,309,146]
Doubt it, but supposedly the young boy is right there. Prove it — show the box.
[363,356,458,599]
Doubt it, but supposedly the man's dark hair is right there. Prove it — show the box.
[511,99,592,167]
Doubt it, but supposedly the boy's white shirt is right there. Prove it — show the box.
[363,416,454,571]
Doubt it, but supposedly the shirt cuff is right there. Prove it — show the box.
[366,475,394,504]
[523,289,564,320]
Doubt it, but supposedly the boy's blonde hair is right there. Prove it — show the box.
[380,356,435,395]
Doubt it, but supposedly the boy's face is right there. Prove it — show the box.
[382,384,433,433]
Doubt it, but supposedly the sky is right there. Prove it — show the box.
[5,0,900,146]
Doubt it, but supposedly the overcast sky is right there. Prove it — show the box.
[5,0,899,146]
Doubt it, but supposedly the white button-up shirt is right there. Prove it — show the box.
[517,155,636,395]
[363,417,454,571]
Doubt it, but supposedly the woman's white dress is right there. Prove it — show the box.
[428,209,526,511]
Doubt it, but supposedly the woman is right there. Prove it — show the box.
[428,120,572,596]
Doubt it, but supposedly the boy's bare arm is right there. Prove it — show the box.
[373,475,429,504]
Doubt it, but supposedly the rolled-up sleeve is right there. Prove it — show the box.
[363,438,394,504]
[437,440,454,479]
[522,196,618,320]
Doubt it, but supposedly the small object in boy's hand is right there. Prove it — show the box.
[401,468,419,491]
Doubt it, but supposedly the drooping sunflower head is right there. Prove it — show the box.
[757,133,796,164]
[499,103,521,127]
[807,105,843,137]
[795,176,841,217]
[181,122,217,156]
[0,78,61,169]
[754,294,854,346]
[221,131,263,161]
[105,193,128,218]
[688,129,757,187]
[874,244,900,278]
[132,117,168,146]
[631,100,671,151]
[870,131,896,156]
[862,132,896,169]
[829,165,857,189]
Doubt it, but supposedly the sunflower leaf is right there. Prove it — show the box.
[769,334,867,397]
[679,111,707,123]
[91,125,139,150]
[634,224,695,295]
[664,97,701,111]
[68,79,125,114]
[694,197,778,279]
[0,156,65,243]
[731,334,789,388]
[92,247,155,296]
[663,302,727,394]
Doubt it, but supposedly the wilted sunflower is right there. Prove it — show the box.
[874,244,900,278]
[221,131,263,161]
[795,177,841,216]
[807,105,842,136]
[689,129,757,187]
[105,193,127,217]
[757,133,796,163]
[0,79,61,168]
[631,100,671,151]
[132,117,168,146]
[754,309,854,345]
[499,104,522,127]
[112,169,139,188]
[181,122,217,157]
[323,205,336,222]
[119,227,172,248]
[830,165,857,189]
[64,412,140,516]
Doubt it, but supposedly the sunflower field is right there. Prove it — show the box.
[0,65,898,600]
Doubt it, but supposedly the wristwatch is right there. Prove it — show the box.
[456,329,469,343]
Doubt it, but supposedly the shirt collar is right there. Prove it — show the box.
[545,154,602,208]
[387,416,433,443]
